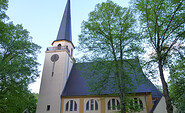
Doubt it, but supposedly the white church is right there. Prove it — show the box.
[36,0,169,113]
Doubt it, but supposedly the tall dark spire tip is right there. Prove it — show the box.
[53,0,72,44]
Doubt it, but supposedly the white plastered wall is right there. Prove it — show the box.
[153,96,177,113]
[153,96,167,113]
[36,41,74,113]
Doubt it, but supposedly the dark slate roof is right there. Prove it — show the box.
[53,0,72,44]
[62,60,162,98]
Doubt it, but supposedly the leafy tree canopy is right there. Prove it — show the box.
[0,0,8,20]
[78,0,143,62]
[0,0,41,112]
[169,57,185,112]
[78,0,144,113]
[132,0,185,68]
[132,0,185,112]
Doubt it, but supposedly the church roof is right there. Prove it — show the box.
[62,60,162,98]
[52,0,72,44]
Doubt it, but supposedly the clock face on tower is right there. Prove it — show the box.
[51,54,59,62]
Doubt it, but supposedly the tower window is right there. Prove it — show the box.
[58,44,61,50]
[47,105,50,111]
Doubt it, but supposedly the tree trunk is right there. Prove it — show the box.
[120,90,126,113]
[158,60,173,113]
[119,60,126,113]
[113,60,126,113]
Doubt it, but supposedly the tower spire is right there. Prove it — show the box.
[53,0,72,44]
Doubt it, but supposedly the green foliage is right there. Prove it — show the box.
[169,58,185,112]
[0,0,8,20]
[132,0,185,66]
[132,0,185,112]
[78,0,144,113]
[0,0,41,113]
[127,98,144,112]
[78,0,143,61]
[27,93,38,113]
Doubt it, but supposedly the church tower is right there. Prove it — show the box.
[36,0,74,113]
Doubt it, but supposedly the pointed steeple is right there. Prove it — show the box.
[53,0,72,44]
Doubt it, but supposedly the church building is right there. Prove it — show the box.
[36,0,165,113]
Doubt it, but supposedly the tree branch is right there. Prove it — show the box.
[161,0,184,40]
[146,0,157,50]
[161,21,185,46]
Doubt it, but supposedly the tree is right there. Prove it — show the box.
[0,0,8,21]
[132,0,185,112]
[27,93,39,113]
[78,0,143,113]
[0,1,41,112]
[169,57,185,112]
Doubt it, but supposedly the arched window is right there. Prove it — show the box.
[58,44,61,50]
[129,98,143,111]
[65,100,77,111]
[86,99,98,111]
[107,99,120,111]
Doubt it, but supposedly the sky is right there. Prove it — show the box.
[6,0,130,93]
